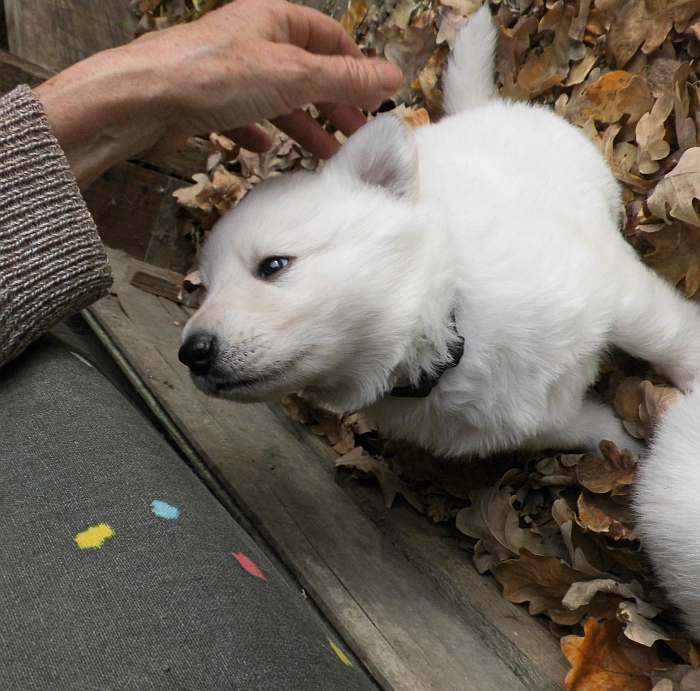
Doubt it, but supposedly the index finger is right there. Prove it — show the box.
[274,1,363,58]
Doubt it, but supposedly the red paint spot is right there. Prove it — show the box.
[231,552,268,581]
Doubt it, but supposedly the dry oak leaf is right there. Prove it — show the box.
[576,442,637,494]
[577,491,635,540]
[566,71,653,126]
[389,0,417,31]
[563,579,660,618]
[496,15,539,100]
[652,667,700,689]
[384,21,438,103]
[335,447,423,512]
[399,105,431,128]
[340,0,368,34]
[310,411,356,455]
[280,393,316,426]
[618,601,670,647]
[636,221,700,296]
[672,64,697,155]
[491,550,589,625]
[562,617,668,691]
[647,147,700,227]
[638,381,682,432]
[516,3,575,98]
[613,376,646,438]
[607,0,678,69]
[636,92,673,175]
[456,485,556,557]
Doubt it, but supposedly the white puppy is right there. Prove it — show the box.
[181,7,700,636]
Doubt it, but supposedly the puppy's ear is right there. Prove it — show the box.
[325,114,418,199]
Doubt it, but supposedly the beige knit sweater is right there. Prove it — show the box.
[0,85,112,367]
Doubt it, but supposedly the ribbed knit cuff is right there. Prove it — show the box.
[0,85,112,366]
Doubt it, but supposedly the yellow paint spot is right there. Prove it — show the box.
[75,523,115,550]
[328,639,353,667]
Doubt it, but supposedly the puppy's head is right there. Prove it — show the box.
[180,115,425,411]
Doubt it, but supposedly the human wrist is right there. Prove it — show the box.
[34,46,169,188]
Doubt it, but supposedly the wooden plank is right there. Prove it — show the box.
[131,266,184,303]
[88,248,566,691]
[0,3,8,51]
[81,162,182,264]
[4,0,134,72]
[0,49,51,91]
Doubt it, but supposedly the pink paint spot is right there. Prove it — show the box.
[231,552,267,581]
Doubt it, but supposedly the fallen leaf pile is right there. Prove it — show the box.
[136,0,700,687]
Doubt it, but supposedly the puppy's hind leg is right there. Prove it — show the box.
[611,255,700,390]
[529,397,643,456]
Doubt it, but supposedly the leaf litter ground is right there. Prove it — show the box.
[134,0,700,687]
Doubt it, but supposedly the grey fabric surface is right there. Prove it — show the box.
[0,341,375,691]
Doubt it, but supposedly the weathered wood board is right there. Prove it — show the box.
[4,0,134,72]
[88,249,568,691]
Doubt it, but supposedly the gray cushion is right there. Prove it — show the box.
[0,341,374,690]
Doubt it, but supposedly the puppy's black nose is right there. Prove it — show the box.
[178,334,215,375]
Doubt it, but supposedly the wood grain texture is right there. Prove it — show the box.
[0,49,51,91]
[81,162,181,263]
[4,0,134,71]
[88,249,566,691]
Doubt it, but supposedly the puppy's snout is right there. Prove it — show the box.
[179,333,216,375]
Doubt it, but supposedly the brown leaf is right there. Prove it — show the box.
[576,442,638,494]
[335,447,423,512]
[638,381,682,432]
[613,376,646,438]
[562,617,664,690]
[456,485,557,557]
[607,0,681,69]
[672,64,697,154]
[566,49,599,87]
[492,550,588,624]
[517,3,575,98]
[577,491,635,540]
[618,602,671,647]
[636,92,673,175]
[648,147,700,226]
[310,411,356,455]
[340,0,368,34]
[566,71,653,125]
[400,106,431,128]
[280,393,316,426]
[563,579,660,618]
[497,16,539,99]
[636,221,700,296]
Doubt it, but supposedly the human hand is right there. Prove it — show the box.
[35,0,403,187]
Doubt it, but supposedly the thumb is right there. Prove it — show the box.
[301,54,403,111]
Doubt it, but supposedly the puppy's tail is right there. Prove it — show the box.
[442,5,499,116]
[634,386,700,637]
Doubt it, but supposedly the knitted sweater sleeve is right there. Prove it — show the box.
[0,85,112,367]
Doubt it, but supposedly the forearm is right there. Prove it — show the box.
[34,46,168,189]
[0,86,112,367]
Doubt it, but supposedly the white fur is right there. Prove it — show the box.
[184,5,700,634]
[635,387,700,638]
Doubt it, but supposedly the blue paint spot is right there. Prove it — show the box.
[150,500,181,521]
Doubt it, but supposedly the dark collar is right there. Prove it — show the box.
[390,314,465,398]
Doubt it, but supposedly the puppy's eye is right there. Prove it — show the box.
[258,256,290,278]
